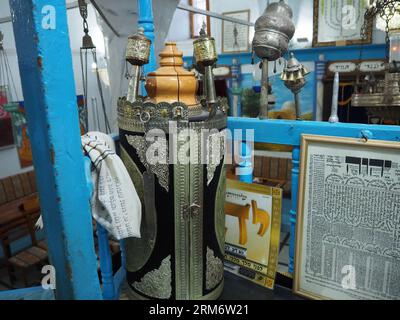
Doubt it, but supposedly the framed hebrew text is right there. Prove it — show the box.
[294,135,400,300]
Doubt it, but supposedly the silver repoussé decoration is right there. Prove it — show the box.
[206,247,223,290]
[126,134,169,192]
[133,255,172,299]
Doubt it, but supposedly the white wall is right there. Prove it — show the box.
[0,1,111,179]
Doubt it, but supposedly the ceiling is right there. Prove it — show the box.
[89,0,179,53]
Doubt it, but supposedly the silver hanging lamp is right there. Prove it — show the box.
[281,52,310,120]
[252,0,295,119]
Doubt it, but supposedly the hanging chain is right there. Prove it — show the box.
[78,0,90,35]
[363,1,398,50]
[379,1,396,47]
[0,31,3,51]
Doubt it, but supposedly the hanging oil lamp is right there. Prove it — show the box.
[280,52,310,120]
[252,0,295,119]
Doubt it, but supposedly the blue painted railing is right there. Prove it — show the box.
[184,43,387,67]
[227,118,400,273]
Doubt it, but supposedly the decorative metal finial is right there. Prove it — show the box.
[124,27,151,103]
[199,24,207,37]
[281,52,310,120]
[193,27,218,119]
[329,72,340,123]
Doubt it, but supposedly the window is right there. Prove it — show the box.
[189,0,211,38]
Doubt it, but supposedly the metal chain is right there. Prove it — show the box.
[379,1,395,46]
[78,0,90,34]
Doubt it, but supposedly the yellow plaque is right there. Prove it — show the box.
[224,179,282,290]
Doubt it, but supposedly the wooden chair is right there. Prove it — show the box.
[0,171,48,286]
[4,218,48,287]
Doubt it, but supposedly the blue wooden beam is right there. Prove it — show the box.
[138,0,156,78]
[289,147,300,274]
[9,0,102,299]
[183,44,388,66]
[227,118,400,146]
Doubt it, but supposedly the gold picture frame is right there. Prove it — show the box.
[294,134,400,300]
[312,0,373,47]
[222,10,250,53]
[224,179,282,290]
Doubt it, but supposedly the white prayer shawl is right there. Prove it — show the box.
[82,132,141,240]
[36,132,141,241]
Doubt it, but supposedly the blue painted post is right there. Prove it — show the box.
[289,147,300,274]
[9,0,102,299]
[114,239,126,297]
[97,225,116,300]
[237,141,253,183]
[138,0,157,89]
[230,58,242,117]
[120,239,126,268]
[84,155,116,300]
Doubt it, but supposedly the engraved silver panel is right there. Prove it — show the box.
[214,162,226,254]
[126,134,169,192]
[118,111,227,134]
[188,127,204,299]
[132,255,172,299]
[121,146,157,272]
[206,247,224,290]
[174,121,191,300]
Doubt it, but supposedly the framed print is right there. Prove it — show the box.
[222,10,250,53]
[294,134,400,300]
[224,179,282,289]
[313,0,372,47]
[189,0,211,38]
